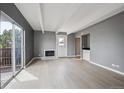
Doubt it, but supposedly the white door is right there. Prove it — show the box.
[56,35,67,57]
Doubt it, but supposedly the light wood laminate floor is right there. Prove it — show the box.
[5,58,124,89]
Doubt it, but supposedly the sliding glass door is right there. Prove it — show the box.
[0,11,13,87]
[0,11,24,88]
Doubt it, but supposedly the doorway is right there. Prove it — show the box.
[75,38,80,58]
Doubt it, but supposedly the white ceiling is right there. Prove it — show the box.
[15,3,124,34]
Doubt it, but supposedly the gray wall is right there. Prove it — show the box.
[0,3,34,65]
[67,33,75,56]
[34,31,56,57]
[34,31,75,57]
[75,11,124,72]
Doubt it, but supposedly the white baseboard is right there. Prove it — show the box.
[25,57,36,68]
[41,56,57,60]
[34,57,42,60]
[88,60,124,76]
[65,55,76,58]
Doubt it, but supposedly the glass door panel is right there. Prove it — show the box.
[14,24,23,73]
[0,11,13,87]
[0,11,24,88]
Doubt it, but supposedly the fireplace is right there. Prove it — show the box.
[45,50,55,57]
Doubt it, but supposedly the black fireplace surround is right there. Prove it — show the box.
[45,51,55,56]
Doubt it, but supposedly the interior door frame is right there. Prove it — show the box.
[75,38,81,56]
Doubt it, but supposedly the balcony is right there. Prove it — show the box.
[0,48,21,86]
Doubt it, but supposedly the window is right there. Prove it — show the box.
[58,37,64,46]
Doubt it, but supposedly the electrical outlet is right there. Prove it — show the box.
[112,64,120,68]
[116,65,120,68]
[112,64,115,67]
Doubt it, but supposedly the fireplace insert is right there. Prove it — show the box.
[45,51,55,56]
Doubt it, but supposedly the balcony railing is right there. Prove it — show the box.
[0,48,21,70]
[0,48,12,68]
[0,48,22,87]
